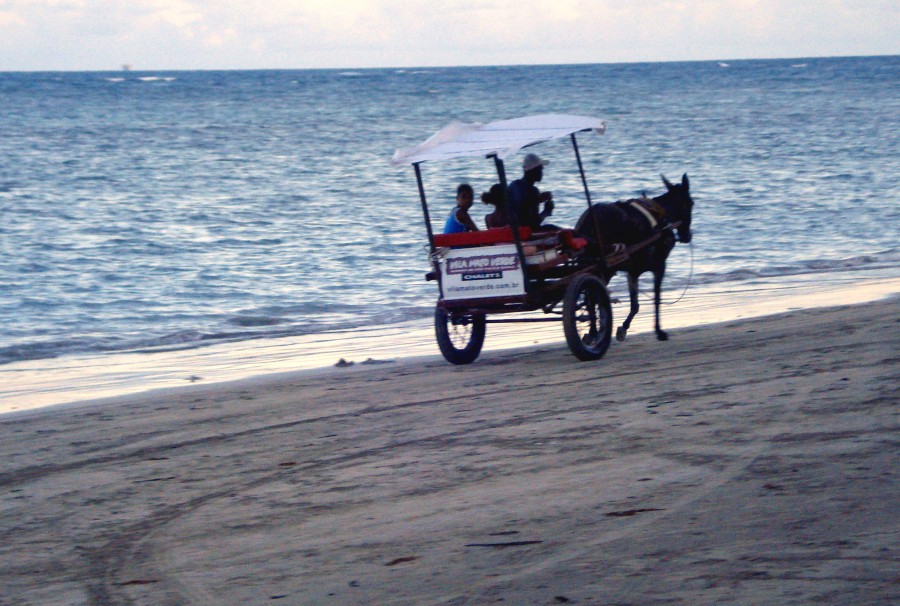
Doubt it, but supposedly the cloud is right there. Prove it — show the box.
[0,11,26,27]
[143,0,203,31]
[0,0,896,71]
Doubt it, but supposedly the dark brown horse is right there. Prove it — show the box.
[575,174,694,342]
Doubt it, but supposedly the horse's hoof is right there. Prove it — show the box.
[656,330,669,341]
[616,327,627,341]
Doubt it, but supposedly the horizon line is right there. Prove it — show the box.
[1,53,896,74]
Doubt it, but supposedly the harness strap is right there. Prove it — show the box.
[628,199,659,229]
[620,220,682,257]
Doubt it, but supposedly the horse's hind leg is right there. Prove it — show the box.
[617,273,639,341]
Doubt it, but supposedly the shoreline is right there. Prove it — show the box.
[1,269,898,416]
[1,295,897,604]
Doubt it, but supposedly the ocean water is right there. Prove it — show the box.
[1,56,898,367]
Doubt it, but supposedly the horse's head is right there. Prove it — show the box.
[660,174,694,244]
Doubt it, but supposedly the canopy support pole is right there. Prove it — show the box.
[492,154,530,294]
[415,162,444,298]
[571,133,607,274]
[571,133,592,206]
[414,162,434,249]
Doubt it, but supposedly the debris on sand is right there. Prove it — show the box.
[361,358,394,365]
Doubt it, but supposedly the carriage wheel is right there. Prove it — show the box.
[435,306,486,365]
[562,275,613,361]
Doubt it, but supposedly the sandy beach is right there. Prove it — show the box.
[1,297,897,605]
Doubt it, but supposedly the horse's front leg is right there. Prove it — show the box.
[616,273,640,341]
[653,268,668,341]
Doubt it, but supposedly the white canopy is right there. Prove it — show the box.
[391,113,606,166]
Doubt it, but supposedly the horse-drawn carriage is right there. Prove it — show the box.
[391,114,694,365]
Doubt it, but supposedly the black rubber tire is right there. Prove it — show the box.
[435,306,486,365]
[562,274,613,361]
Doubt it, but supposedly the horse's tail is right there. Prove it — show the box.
[571,209,608,270]
[574,203,603,239]
[575,203,621,250]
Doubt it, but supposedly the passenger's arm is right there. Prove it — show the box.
[456,208,480,232]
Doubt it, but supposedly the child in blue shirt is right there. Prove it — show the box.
[443,183,479,233]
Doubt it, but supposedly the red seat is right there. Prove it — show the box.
[560,229,588,251]
[433,226,533,248]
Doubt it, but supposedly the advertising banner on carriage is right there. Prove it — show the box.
[440,244,525,300]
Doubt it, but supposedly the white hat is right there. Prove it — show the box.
[523,153,549,172]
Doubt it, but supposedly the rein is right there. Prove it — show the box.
[661,240,694,306]
[620,219,694,307]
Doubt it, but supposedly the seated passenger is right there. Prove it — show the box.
[481,183,508,228]
[443,183,480,233]
[507,153,557,231]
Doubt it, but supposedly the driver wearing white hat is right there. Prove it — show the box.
[507,153,556,231]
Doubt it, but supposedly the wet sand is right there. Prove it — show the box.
[3,271,898,414]
[0,298,897,605]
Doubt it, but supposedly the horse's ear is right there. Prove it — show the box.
[681,173,689,190]
[661,175,674,191]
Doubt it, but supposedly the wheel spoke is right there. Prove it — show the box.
[435,307,486,365]
[563,275,612,361]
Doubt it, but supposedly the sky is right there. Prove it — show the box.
[0,0,897,71]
